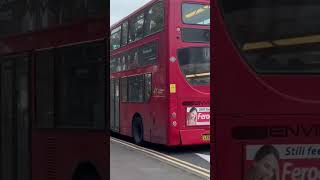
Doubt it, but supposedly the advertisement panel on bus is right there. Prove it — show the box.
[244,144,320,180]
[186,106,210,126]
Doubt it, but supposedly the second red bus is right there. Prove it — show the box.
[110,0,210,146]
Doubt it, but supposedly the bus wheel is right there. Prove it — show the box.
[77,173,100,180]
[72,163,101,180]
[132,116,144,145]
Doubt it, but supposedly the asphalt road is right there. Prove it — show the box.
[110,140,206,180]
[161,146,210,170]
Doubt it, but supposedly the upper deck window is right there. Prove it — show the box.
[145,2,164,35]
[111,1,164,49]
[182,3,210,25]
[111,26,121,50]
[220,0,320,74]
[110,41,158,73]
[139,42,157,66]
[129,13,145,42]
[121,21,128,46]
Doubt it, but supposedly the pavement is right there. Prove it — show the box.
[110,140,207,180]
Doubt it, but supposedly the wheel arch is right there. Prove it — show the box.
[72,161,101,180]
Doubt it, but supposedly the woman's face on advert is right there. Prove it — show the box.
[189,110,197,121]
[253,154,278,180]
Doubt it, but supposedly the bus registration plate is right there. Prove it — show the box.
[202,134,210,141]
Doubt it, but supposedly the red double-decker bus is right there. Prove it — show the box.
[0,1,107,180]
[213,0,320,179]
[110,0,210,146]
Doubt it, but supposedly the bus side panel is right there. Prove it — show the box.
[32,131,107,180]
[150,99,169,145]
[216,115,320,180]
[167,97,181,146]
[118,103,130,137]
[149,31,169,145]
[119,102,168,145]
[165,0,180,146]
[117,37,168,145]
[215,116,242,179]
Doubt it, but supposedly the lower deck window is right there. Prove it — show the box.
[36,41,106,129]
[119,73,152,103]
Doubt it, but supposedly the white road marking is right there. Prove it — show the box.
[195,153,210,162]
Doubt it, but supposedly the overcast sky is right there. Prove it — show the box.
[110,0,152,26]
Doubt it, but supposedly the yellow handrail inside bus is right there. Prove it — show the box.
[186,72,210,78]
[185,5,210,19]
[242,34,320,51]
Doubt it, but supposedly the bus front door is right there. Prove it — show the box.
[110,79,120,132]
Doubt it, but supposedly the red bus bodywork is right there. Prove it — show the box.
[0,18,108,180]
[212,0,320,179]
[110,0,210,146]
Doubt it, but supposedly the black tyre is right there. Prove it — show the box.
[132,116,144,145]
[78,173,100,180]
[72,163,100,180]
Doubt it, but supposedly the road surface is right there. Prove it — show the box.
[110,138,209,180]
